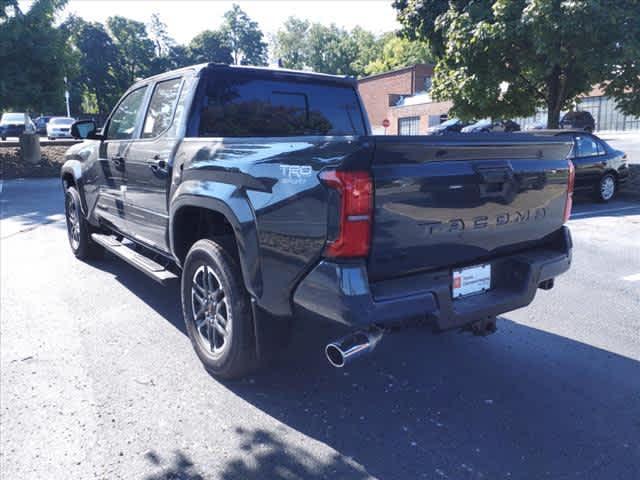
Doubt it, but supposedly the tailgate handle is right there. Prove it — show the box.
[474,165,514,183]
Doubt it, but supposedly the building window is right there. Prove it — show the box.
[398,116,420,135]
[424,77,432,92]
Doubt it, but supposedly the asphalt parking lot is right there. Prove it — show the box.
[1,178,639,480]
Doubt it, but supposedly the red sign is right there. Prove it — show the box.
[382,118,390,128]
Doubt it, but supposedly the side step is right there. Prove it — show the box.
[91,233,179,285]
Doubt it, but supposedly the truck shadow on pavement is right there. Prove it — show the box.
[91,257,640,480]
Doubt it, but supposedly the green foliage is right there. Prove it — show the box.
[394,0,640,126]
[221,4,267,66]
[273,18,389,77]
[67,18,122,116]
[107,16,155,87]
[272,17,310,70]
[0,0,70,113]
[148,12,174,58]
[364,34,431,75]
[188,30,233,64]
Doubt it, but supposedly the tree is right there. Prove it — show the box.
[221,4,267,65]
[394,0,640,127]
[188,30,233,64]
[342,27,381,76]
[272,17,310,69]
[364,34,431,75]
[272,19,386,77]
[69,19,122,115]
[107,15,155,87]
[0,0,70,113]
[148,12,174,57]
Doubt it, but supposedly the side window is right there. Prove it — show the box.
[142,78,182,139]
[106,87,147,140]
[197,72,365,137]
[575,135,600,157]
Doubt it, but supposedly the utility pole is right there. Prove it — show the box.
[64,76,71,117]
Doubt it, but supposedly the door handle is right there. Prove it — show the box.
[148,157,168,176]
[111,156,125,169]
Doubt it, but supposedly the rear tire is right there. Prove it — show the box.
[181,239,257,379]
[64,186,103,260]
[596,174,616,202]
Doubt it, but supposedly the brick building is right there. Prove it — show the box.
[357,64,451,135]
[358,64,639,133]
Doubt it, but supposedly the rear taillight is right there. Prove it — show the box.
[563,160,575,223]
[319,170,373,258]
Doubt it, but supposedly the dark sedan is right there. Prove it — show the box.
[427,118,470,135]
[461,118,521,133]
[531,130,629,202]
[34,116,53,135]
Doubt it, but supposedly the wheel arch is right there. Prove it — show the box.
[61,160,87,214]
[170,194,263,299]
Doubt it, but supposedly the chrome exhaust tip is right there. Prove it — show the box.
[325,328,384,368]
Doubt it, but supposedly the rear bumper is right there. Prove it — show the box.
[293,227,572,331]
[48,131,72,138]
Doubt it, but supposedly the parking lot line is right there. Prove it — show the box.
[622,273,640,282]
[571,205,640,218]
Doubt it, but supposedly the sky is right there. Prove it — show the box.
[54,0,400,44]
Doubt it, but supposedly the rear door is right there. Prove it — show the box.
[124,76,185,252]
[367,135,572,281]
[95,86,148,234]
[571,133,606,188]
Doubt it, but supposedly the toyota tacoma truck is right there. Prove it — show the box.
[62,63,574,378]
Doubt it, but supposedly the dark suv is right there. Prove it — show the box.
[560,111,595,132]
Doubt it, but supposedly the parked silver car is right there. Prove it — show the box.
[46,117,75,140]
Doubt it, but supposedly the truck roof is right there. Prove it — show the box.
[139,63,356,87]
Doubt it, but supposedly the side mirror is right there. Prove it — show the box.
[71,120,101,140]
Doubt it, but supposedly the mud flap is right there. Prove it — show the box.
[251,298,292,363]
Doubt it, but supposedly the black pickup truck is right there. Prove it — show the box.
[62,63,574,378]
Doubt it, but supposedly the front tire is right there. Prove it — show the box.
[181,239,257,379]
[64,186,103,259]
[597,174,616,202]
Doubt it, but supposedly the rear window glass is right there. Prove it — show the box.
[1,113,25,124]
[51,118,74,125]
[198,72,365,137]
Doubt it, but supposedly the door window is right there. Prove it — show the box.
[142,78,183,139]
[105,87,148,140]
[575,135,601,157]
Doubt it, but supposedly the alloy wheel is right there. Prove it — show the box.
[191,264,231,358]
[65,194,81,250]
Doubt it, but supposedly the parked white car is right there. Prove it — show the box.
[46,117,75,140]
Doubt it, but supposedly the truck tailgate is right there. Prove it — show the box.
[368,134,572,281]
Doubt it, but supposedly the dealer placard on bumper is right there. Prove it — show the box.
[452,264,491,299]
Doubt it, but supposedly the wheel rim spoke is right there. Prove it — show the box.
[214,320,226,337]
[207,321,214,352]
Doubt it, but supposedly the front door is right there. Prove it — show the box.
[95,86,148,234]
[124,76,184,253]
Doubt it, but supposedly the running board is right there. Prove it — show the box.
[91,233,178,285]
